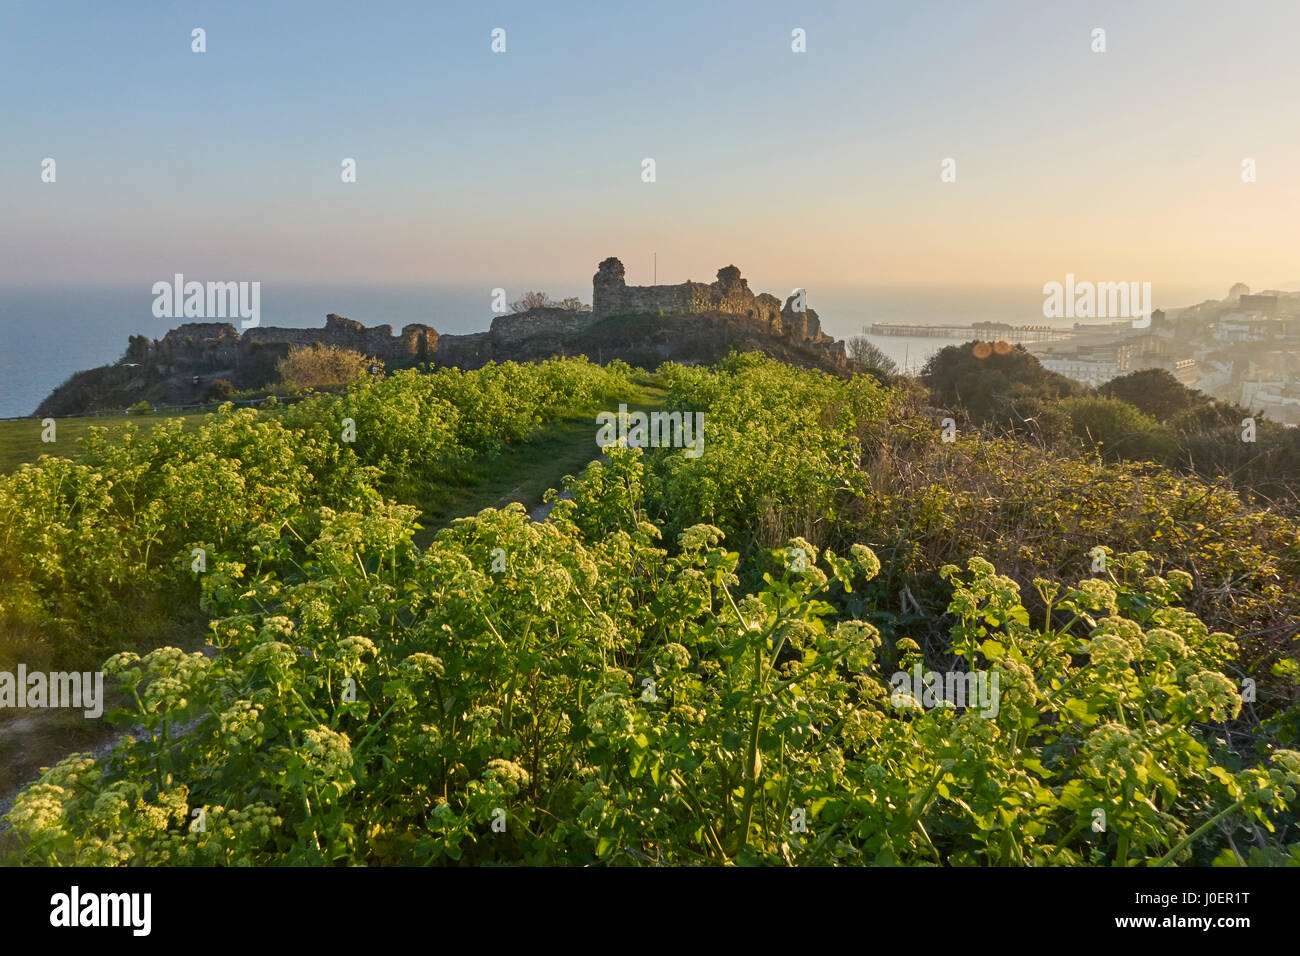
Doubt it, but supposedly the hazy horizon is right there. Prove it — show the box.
[3,279,1147,417]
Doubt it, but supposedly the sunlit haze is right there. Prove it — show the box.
[4,0,1299,304]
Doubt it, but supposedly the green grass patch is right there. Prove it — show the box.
[0,410,212,474]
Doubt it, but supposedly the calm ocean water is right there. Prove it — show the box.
[0,284,505,418]
[0,282,1196,418]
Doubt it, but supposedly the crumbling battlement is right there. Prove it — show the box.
[489,307,596,345]
[125,258,845,376]
[591,257,838,353]
[593,257,785,328]
[138,314,437,369]
[244,314,436,360]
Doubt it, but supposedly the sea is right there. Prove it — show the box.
[0,282,1212,419]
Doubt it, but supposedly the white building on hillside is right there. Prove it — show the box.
[1040,356,1124,388]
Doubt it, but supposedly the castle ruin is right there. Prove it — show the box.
[132,314,437,371]
[592,256,835,347]
[125,257,843,374]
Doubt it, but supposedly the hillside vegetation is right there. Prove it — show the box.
[3,350,1298,866]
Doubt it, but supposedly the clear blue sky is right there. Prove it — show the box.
[3,0,1298,299]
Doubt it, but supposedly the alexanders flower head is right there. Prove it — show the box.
[1183,670,1241,722]
[484,758,531,794]
[1084,722,1147,775]
[300,726,355,785]
[1085,633,1136,673]
[1142,627,1189,664]
[850,543,881,579]
[1072,579,1119,615]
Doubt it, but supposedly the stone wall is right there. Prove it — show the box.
[780,294,826,341]
[154,323,243,368]
[434,331,493,368]
[130,260,845,375]
[592,257,797,337]
[243,314,437,360]
[489,307,597,345]
[588,256,845,366]
[143,314,437,369]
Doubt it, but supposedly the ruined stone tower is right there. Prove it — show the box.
[591,256,782,327]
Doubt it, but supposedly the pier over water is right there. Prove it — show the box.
[869,322,1077,343]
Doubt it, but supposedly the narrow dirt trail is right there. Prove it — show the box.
[0,643,215,827]
[1,391,661,831]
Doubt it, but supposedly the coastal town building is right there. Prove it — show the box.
[1241,379,1300,425]
[1023,285,1298,414]
[1038,344,1132,387]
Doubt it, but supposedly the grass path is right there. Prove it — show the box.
[412,383,665,544]
[0,384,667,835]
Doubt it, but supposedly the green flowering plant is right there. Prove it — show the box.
[3,358,1296,867]
[6,442,1292,867]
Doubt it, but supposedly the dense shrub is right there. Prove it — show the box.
[921,342,1081,427]
[7,449,1296,866]
[0,359,632,672]
[645,353,888,551]
[5,354,1298,868]
[1059,395,1178,463]
[1100,368,1207,423]
[277,343,378,390]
